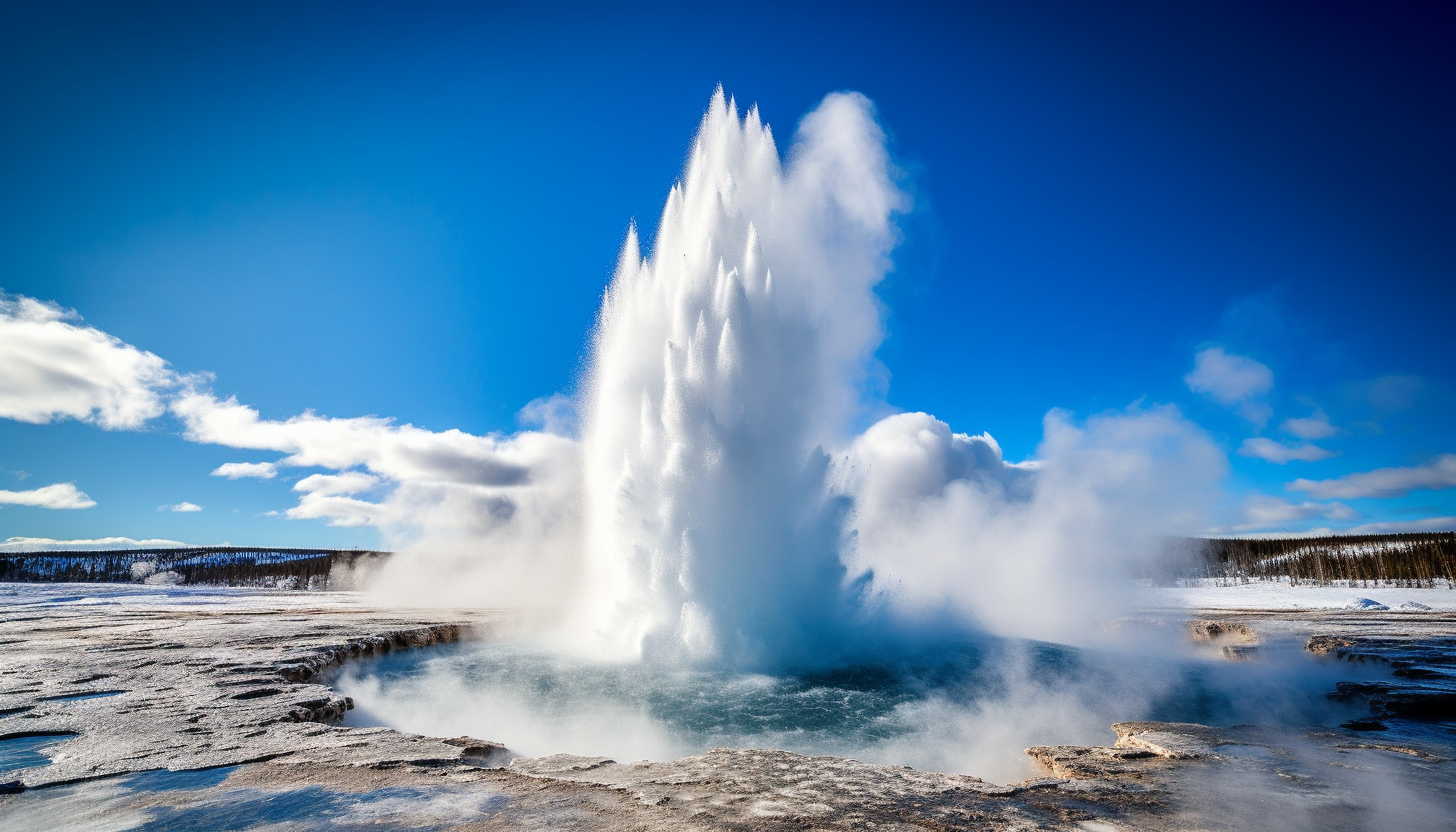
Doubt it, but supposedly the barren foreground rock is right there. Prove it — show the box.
[1,584,1453,830]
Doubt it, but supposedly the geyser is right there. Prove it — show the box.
[371,87,1223,672]
[345,89,1306,781]
[568,89,1221,667]
[578,89,904,668]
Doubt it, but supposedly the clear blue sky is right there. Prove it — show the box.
[1,0,1452,548]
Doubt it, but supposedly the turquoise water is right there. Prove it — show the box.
[333,637,1173,780]
[335,634,1385,781]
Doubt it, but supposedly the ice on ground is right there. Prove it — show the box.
[1142,579,1456,611]
[1343,597,1390,611]
[143,570,184,586]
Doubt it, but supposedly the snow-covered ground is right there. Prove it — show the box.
[1141,578,1456,611]
[0,582,369,612]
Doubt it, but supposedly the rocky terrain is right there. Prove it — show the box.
[1,584,1453,830]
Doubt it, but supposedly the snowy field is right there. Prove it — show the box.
[0,582,370,612]
[4,579,1455,615]
[1141,578,1456,611]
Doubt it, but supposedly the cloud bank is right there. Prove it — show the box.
[0,482,96,510]
[0,536,187,552]
[1289,454,1456,500]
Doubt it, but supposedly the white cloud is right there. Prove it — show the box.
[1298,516,1456,536]
[289,472,382,523]
[210,461,277,479]
[166,391,584,603]
[0,482,96,509]
[1184,347,1273,424]
[1224,495,1357,532]
[171,392,557,489]
[158,501,203,512]
[294,471,379,495]
[1280,409,1338,440]
[0,294,181,429]
[1288,454,1456,500]
[1237,437,1335,464]
[0,536,187,552]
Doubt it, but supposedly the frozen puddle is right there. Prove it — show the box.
[0,732,77,777]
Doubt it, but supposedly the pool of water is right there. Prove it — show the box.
[38,690,126,703]
[334,635,1365,782]
[0,732,77,775]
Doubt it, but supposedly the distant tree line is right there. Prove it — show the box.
[1150,532,1456,587]
[0,547,391,588]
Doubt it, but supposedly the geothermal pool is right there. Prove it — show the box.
[334,631,1384,783]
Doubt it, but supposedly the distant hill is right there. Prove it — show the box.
[1155,532,1456,586]
[0,546,390,589]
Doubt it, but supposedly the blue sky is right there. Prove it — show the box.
[1,0,1452,549]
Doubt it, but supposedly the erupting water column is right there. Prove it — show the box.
[580,89,905,668]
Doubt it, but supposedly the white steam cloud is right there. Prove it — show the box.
[838,407,1223,644]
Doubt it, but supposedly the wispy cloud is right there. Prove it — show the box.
[1226,494,1357,532]
[1280,408,1338,440]
[168,391,578,538]
[0,294,185,429]
[0,482,96,509]
[1359,374,1424,412]
[294,472,379,496]
[158,501,203,512]
[1,535,187,552]
[210,461,277,479]
[1288,454,1456,500]
[1184,346,1273,424]
[1237,437,1335,464]
[1300,516,1456,535]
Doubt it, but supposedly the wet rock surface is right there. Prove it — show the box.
[1,585,1454,830]
[1304,630,1456,729]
